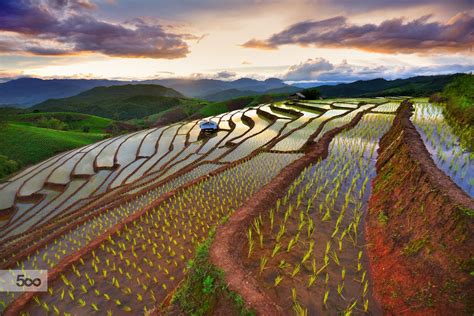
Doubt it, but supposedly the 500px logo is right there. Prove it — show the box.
[0,270,47,292]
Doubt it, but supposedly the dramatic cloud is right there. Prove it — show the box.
[318,0,473,13]
[282,58,474,83]
[0,0,191,58]
[242,13,474,54]
[283,58,334,81]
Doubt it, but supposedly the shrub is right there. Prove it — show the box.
[37,117,69,130]
[0,155,20,179]
[378,211,388,225]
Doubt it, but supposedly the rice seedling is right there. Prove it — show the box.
[272,243,282,258]
[247,228,254,258]
[259,256,268,274]
[291,264,301,277]
[274,275,284,287]
[293,301,308,316]
[323,289,330,309]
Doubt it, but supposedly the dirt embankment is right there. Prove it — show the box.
[366,101,474,315]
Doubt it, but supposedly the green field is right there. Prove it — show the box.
[0,124,105,169]
[14,112,113,133]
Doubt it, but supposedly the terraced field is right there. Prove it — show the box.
[411,101,473,196]
[0,98,472,315]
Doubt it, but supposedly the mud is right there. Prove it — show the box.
[366,101,474,315]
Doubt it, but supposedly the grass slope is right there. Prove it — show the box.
[0,123,105,167]
[0,110,111,179]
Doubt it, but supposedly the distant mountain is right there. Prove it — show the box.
[0,77,290,107]
[265,86,302,95]
[203,89,262,102]
[315,74,464,98]
[202,85,302,102]
[291,81,343,88]
[32,84,201,120]
[145,77,289,97]
[1,74,463,108]
[0,78,128,107]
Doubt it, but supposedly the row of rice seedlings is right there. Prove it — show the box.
[0,111,298,311]
[312,102,377,145]
[244,113,395,314]
[412,102,473,196]
[0,161,233,309]
[19,153,301,314]
[2,111,229,247]
[271,108,352,152]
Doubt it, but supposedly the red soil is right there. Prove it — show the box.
[366,101,474,315]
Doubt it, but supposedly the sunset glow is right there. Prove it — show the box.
[0,0,473,82]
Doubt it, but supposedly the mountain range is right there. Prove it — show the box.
[316,74,463,98]
[0,77,291,107]
[0,73,465,108]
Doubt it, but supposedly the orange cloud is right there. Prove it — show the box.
[240,39,277,50]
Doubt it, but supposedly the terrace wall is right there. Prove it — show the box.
[366,101,474,315]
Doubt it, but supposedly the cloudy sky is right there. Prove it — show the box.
[0,0,473,83]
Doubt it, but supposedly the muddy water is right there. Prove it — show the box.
[242,113,394,315]
[273,109,348,151]
[259,104,295,119]
[137,127,165,157]
[221,119,288,162]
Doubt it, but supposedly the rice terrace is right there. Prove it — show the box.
[0,0,473,315]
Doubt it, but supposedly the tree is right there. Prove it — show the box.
[301,88,321,100]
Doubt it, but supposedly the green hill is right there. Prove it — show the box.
[32,84,201,120]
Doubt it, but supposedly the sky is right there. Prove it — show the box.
[0,0,473,83]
